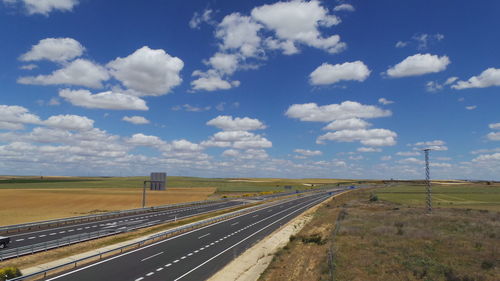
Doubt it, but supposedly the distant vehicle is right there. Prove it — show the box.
[0,236,10,248]
[349,185,356,189]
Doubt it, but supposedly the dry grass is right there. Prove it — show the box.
[260,189,499,281]
[334,196,499,281]
[259,190,360,281]
[0,187,216,226]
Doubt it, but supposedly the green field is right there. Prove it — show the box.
[377,183,500,211]
[0,176,358,193]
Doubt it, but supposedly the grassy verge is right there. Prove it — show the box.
[260,186,499,281]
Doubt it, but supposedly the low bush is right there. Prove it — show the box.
[0,267,22,281]
[369,193,378,202]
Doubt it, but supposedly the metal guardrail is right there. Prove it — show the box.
[0,198,230,234]
[6,191,332,281]
[0,201,251,261]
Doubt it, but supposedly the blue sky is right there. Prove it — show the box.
[0,0,499,179]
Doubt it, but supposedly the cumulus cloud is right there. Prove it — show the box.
[251,0,345,54]
[489,123,500,130]
[309,61,370,85]
[202,130,272,149]
[317,129,397,146]
[4,0,79,16]
[472,152,500,162]
[378,98,394,105]
[207,115,266,131]
[19,37,84,62]
[191,72,240,91]
[294,149,322,156]
[386,53,450,78]
[20,64,38,70]
[333,3,355,12]
[426,77,458,92]
[487,132,500,141]
[59,89,148,110]
[206,53,239,75]
[323,118,371,131]
[452,68,500,90]
[18,59,109,88]
[189,9,214,29]
[357,147,381,153]
[0,105,42,128]
[44,114,94,131]
[107,46,184,96]
[413,140,448,151]
[465,105,477,110]
[122,116,150,125]
[126,133,166,147]
[216,13,263,58]
[396,151,420,156]
[286,101,391,122]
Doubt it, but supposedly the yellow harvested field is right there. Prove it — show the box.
[0,187,216,226]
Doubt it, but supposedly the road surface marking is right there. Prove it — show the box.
[140,251,164,262]
[135,278,144,281]
[197,233,210,239]
[165,263,172,267]
[173,259,179,263]
[16,239,24,242]
[231,222,239,226]
[146,272,154,276]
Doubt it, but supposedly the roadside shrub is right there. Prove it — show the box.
[369,193,378,202]
[289,234,297,242]
[301,233,326,245]
[481,259,495,270]
[0,267,22,281]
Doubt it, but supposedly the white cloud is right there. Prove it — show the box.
[294,149,322,156]
[107,46,184,96]
[189,9,214,29]
[44,114,94,131]
[122,116,150,125]
[471,148,500,155]
[216,13,263,58]
[489,123,500,130]
[452,68,500,90]
[395,41,408,48]
[191,72,240,91]
[487,132,500,141]
[426,77,458,92]
[398,157,424,165]
[20,64,38,70]
[19,37,84,62]
[251,0,345,54]
[396,151,420,156]
[357,147,381,153]
[18,59,109,88]
[59,89,148,111]
[381,155,392,161]
[333,4,354,12]
[378,98,394,105]
[465,105,477,110]
[309,61,370,85]
[202,130,272,149]
[472,153,500,162]
[412,140,448,151]
[317,129,397,146]
[222,149,240,157]
[0,104,42,125]
[286,101,391,122]
[207,53,239,75]
[0,122,25,130]
[206,115,266,131]
[323,118,371,131]
[386,53,450,78]
[126,133,166,147]
[5,0,79,16]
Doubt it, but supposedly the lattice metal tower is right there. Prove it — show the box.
[423,149,432,213]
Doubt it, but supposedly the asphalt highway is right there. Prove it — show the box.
[1,200,245,252]
[44,192,335,281]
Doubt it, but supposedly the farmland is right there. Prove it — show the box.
[0,176,354,226]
